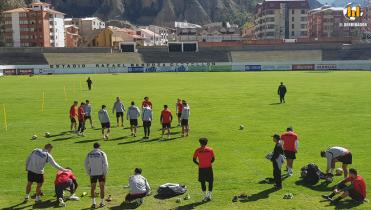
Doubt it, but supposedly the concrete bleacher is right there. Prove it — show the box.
[0,53,48,65]
[44,53,144,64]
[139,48,231,63]
[231,50,322,62]
[322,49,371,61]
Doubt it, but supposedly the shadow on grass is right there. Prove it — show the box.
[47,131,70,138]
[321,199,363,209]
[295,180,333,192]
[239,187,280,202]
[140,138,161,143]
[109,202,141,210]
[52,136,74,142]
[171,201,205,210]
[110,136,129,141]
[32,199,56,209]
[269,102,281,105]
[3,200,32,210]
[74,139,101,144]
[118,139,142,145]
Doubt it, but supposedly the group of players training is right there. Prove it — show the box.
[22,81,366,208]
[269,128,366,205]
[68,97,191,140]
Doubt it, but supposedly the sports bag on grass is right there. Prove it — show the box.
[157,183,187,198]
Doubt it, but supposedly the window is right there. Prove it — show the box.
[301,9,306,14]
[292,24,295,29]
[291,31,295,36]
[266,10,274,15]
[266,32,275,36]
[292,10,295,14]
[292,17,294,22]
[267,24,275,29]
[266,17,275,22]
[301,17,307,21]
[301,24,307,29]
[300,31,307,36]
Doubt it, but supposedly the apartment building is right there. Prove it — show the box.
[254,0,309,39]
[2,1,65,47]
[308,5,364,40]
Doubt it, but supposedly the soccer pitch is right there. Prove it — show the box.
[0,72,370,210]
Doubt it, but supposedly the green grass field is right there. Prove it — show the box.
[1,72,371,210]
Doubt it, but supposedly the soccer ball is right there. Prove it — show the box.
[31,135,38,140]
[240,125,245,130]
[335,168,344,176]
[45,132,51,138]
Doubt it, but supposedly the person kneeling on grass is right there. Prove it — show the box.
[55,168,79,207]
[125,168,151,204]
[322,168,366,204]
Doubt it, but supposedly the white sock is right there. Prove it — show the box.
[35,195,40,201]
[92,198,96,204]
[100,198,104,204]
[25,193,29,198]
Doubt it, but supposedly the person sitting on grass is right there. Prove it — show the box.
[322,168,366,204]
[125,168,151,205]
[54,167,79,207]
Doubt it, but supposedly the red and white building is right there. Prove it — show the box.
[308,5,363,41]
[65,25,80,48]
[1,1,65,47]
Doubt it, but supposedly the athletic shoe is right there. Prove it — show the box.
[69,195,80,201]
[24,195,30,201]
[202,196,211,202]
[106,195,112,202]
[35,196,41,202]
[99,203,105,208]
[90,204,96,209]
[58,198,66,207]
[232,196,238,202]
[322,195,332,201]
[134,134,136,137]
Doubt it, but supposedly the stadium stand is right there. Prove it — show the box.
[139,48,231,63]
[322,49,371,61]
[44,53,144,64]
[231,50,322,62]
[0,53,48,65]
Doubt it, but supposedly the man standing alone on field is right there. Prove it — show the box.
[69,101,78,132]
[25,144,68,202]
[277,82,287,103]
[85,143,108,209]
[112,97,125,128]
[98,105,110,140]
[127,101,141,137]
[281,127,299,176]
[86,77,93,91]
[193,138,215,202]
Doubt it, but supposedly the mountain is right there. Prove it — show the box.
[3,0,323,27]
[317,0,368,7]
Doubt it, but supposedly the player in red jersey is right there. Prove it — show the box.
[175,98,183,126]
[193,138,215,202]
[69,101,78,132]
[77,102,86,136]
[323,168,366,204]
[281,127,299,176]
[54,168,79,207]
[142,97,152,109]
[160,105,173,139]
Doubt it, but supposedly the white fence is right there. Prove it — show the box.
[0,60,370,75]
